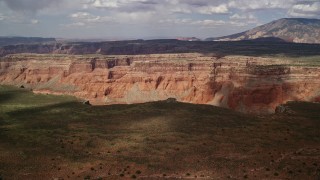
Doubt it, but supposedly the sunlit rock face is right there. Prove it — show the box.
[206,18,320,44]
[0,53,319,114]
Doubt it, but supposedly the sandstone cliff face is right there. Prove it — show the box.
[0,53,319,113]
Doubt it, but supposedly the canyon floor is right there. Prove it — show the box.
[0,85,319,180]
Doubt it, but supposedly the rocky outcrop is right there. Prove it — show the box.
[275,104,294,114]
[0,53,319,114]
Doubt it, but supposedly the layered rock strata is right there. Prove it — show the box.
[0,53,319,113]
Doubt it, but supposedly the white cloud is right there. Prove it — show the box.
[159,18,192,25]
[70,11,113,24]
[92,0,119,8]
[288,2,320,17]
[45,0,320,20]
[227,0,320,18]
[61,11,114,28]
[1,0,320,38]
[288,11,314,17]
[31,19,39,24]
[61,22,86,27]
[115,11,156,22]
[230,21,247,27]
[230,13,246,20]
[0,13,6,21]
[0,12,41,24]
[195,19,226,26]
[86,0,231,15]
[88,0,159,12]
[160,18,244,28]
[228,0,294,10]
[230,13,258,24]
[170,6,192,14]
[0,0,63,12]
[197,4,229,14]
[292,2,320,13]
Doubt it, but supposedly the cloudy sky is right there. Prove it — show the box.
[0,0,319,39]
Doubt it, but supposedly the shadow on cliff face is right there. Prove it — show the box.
[227,64,292,114]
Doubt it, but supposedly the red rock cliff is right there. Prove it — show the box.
[0,53,319,113]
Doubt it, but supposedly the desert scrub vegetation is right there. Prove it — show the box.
[0,85,319,179]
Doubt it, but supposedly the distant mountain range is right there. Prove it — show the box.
[0,37,56,47]
[206,18,320,44]
[1,18,320,47]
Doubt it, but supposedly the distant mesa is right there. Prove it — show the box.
[206,18,320,44]
[176,37,201,41]
[241,37,287,43]
[0,36,56,47]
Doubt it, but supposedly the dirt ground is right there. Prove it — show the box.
[0,86,319,179]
